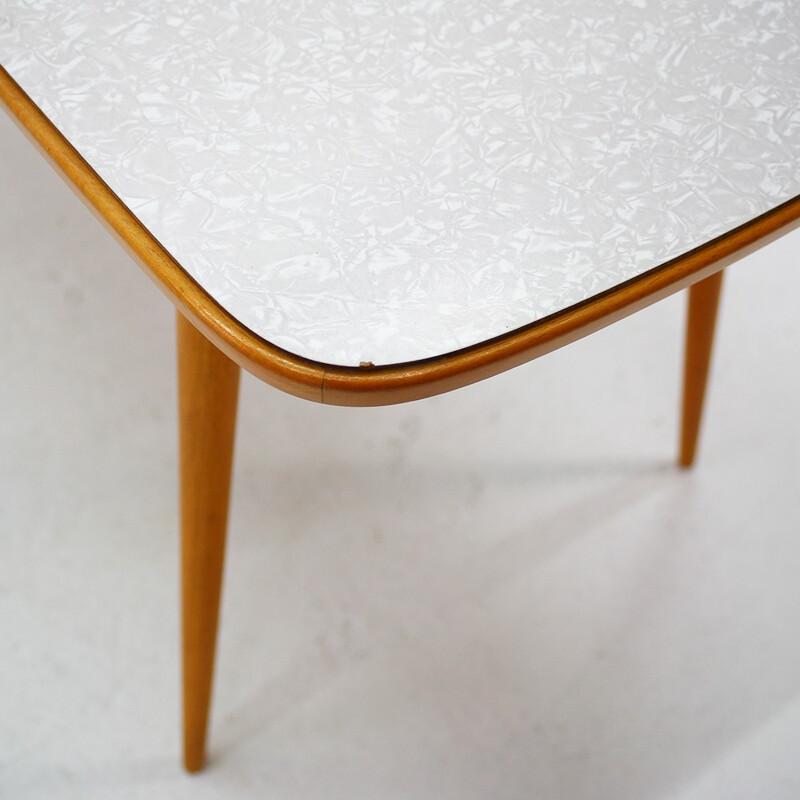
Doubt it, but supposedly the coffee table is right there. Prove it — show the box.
[2,0,799,772]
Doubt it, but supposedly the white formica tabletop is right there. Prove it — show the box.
[2,1,799,367]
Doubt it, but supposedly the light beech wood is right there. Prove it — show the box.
[2,67,799,407]
[680,271,724,468]
[177,311,240,773]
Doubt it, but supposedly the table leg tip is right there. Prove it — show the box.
[183,748,206,773]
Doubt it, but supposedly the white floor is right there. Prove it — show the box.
[2,109,800,800]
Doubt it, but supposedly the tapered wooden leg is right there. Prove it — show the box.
[679,270,724,468]
[177,312,240,772]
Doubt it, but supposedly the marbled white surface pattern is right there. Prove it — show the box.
[1,0,798,366]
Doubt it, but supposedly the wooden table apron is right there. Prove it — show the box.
[2,61,800,774]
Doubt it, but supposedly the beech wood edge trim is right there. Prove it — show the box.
[3,66,800,407]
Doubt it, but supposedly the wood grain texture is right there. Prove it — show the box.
[679,271,724,469]
[2,66,799,407]
[178,311,241,773]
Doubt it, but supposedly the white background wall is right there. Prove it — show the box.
[1,107,799,799]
